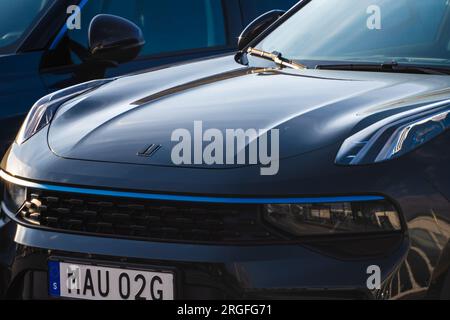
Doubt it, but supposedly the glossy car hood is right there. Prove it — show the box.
[48,55,450,168]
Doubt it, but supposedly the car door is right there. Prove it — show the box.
[40,0,238,91]
[0,0,60,155]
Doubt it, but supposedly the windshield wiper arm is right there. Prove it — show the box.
[316,61,450,75]
[247,47,306,70]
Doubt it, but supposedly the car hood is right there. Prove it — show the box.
[48,55,450,168]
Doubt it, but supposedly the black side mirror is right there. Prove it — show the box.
[238,10,285,51]
[88,14,145,65]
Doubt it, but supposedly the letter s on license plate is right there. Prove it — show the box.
[48,261,175,300]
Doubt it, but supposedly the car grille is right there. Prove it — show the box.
[19,189,281,244]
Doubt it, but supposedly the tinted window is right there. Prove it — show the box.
[240,0,298,25]
[68,0,226,57]
[256,0,450,67]
[0,0,54,53]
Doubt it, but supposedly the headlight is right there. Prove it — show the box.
[263,200,401,237]
[3,182,27,213]
[16,79,113,144]
[336,103,450,165]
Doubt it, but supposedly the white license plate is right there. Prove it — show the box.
[48,261,175,300]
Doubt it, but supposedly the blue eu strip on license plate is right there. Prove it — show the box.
[48,260,61,297]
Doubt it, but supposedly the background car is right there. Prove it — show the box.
[0,0,298,157]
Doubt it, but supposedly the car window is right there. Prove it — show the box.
[67,0,227,58]
[239,0,298,26]
[255,0,450,67]
[0,0,55,54]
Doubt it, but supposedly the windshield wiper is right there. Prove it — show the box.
[246,47,306,70]
[316,61,450,75]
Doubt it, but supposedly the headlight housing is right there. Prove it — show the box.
[263,200,401,237]
[16,79,113,144]
[336,102,450,165]
[3,182,27,213]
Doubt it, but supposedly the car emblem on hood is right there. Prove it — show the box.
[137,144,162,157]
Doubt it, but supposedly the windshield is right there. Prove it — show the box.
[255,0,450,69]
[0,0,55,54]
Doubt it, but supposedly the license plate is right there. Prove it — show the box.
[48,261,175,300]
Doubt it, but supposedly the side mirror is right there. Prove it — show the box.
[238,10,285,51]
[88,14,145,65]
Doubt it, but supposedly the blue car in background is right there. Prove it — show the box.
[0,0,298,156]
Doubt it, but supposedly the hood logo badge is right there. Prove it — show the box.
[137,144,162,158]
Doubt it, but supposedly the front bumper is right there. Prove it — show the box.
[0,207,409,300]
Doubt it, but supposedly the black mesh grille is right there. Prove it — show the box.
[19,189,280,244]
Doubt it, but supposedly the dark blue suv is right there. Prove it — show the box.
[0,0,298,155]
